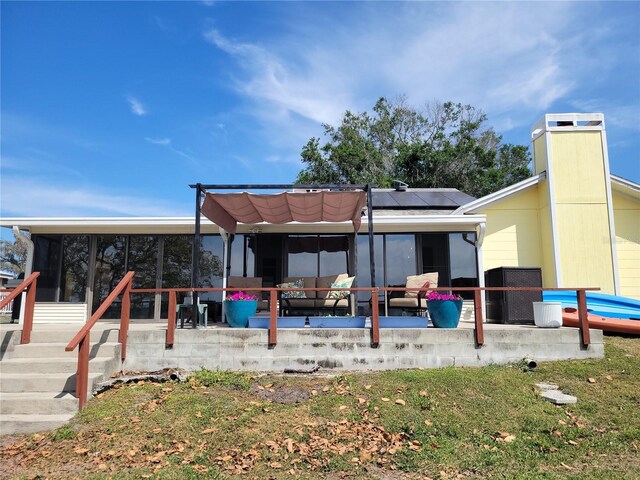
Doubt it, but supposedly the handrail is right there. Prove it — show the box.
[133,285,600,351]
[66,271,135,410]
[0,272,40,344]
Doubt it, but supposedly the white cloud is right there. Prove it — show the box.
[127,95,147,116]
[144,136,202,166]
[145,137,171,145]
[0,176,188,217]
[571,100,640,132]
[204,29,353,125]
[204,2,619,136]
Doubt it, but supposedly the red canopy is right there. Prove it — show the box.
[201,190,367,233]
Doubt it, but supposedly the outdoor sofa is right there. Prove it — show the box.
[278,274,354,317]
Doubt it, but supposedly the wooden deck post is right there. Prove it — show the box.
[119,281,131,361]
[269,289,278,346]
[576,289,591,347]
[77,332,90,410]
[21,277,37,345]
[473,288,484,347]
[371,287,380,346]
[166,290,177,348]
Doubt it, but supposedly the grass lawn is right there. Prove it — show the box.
[1,336,638,479]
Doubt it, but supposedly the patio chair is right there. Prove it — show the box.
[388,272,438,315]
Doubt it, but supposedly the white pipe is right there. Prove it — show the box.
[13,227,34,325]
[475,222,487,322]
[220,228,229,322]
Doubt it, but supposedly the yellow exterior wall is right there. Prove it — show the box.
[551,132,608,203]
[613,191,640,299]
[479,188,544,274]
[533,134,548,175]
[555,204,615,293]
[548,130,616,294]
[531,135,557,286]
[537,192,557,288]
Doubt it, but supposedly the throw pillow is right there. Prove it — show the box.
[404,272,438,298]
[277,279,306,299]
[328,276,355,299]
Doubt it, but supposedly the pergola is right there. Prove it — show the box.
[189,184,377,308]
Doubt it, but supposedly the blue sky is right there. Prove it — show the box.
[1,1,639,220]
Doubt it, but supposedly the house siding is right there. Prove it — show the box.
[479,188,544,275]
[613,191,640,299]
[550,131,616,294]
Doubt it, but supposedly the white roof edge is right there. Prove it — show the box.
[453,172,546,214]
[611,174,640,192]
[0,217,196,227]
[1,214,486,231]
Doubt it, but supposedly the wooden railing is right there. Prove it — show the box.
[0,272,40,344]
[66,271,135,410]
[133,285,598,351]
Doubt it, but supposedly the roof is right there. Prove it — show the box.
[0,186,486,235]
[453,172,546,214]
[611,174,640,201]
[371,188,475,209]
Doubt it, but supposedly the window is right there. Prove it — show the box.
[61,235,90,302]
[199,235,224,301]
[128,236,159,319]
[93,235,127,317]
[286,235,349,278]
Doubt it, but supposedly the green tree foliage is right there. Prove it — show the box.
[0,237,28,276]
[296,97,532,197]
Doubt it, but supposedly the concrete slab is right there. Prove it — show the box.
[535,382,559,391]
[541,390,577,405]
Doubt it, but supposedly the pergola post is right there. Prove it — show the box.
[192,183,202,306]
[367,184,376,289]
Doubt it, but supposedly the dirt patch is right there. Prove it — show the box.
[251,385,311,404]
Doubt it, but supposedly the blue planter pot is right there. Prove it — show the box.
[427,300,463,328]
[225,300,258,328]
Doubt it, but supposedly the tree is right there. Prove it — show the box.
[0,237,28,276]
[296,97,531,197]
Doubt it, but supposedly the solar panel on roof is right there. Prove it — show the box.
[371,189,475,209]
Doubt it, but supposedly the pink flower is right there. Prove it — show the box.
[225,291,258,301]
[426,291,462,301]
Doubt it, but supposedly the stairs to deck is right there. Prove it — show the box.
[0,326,122,435]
